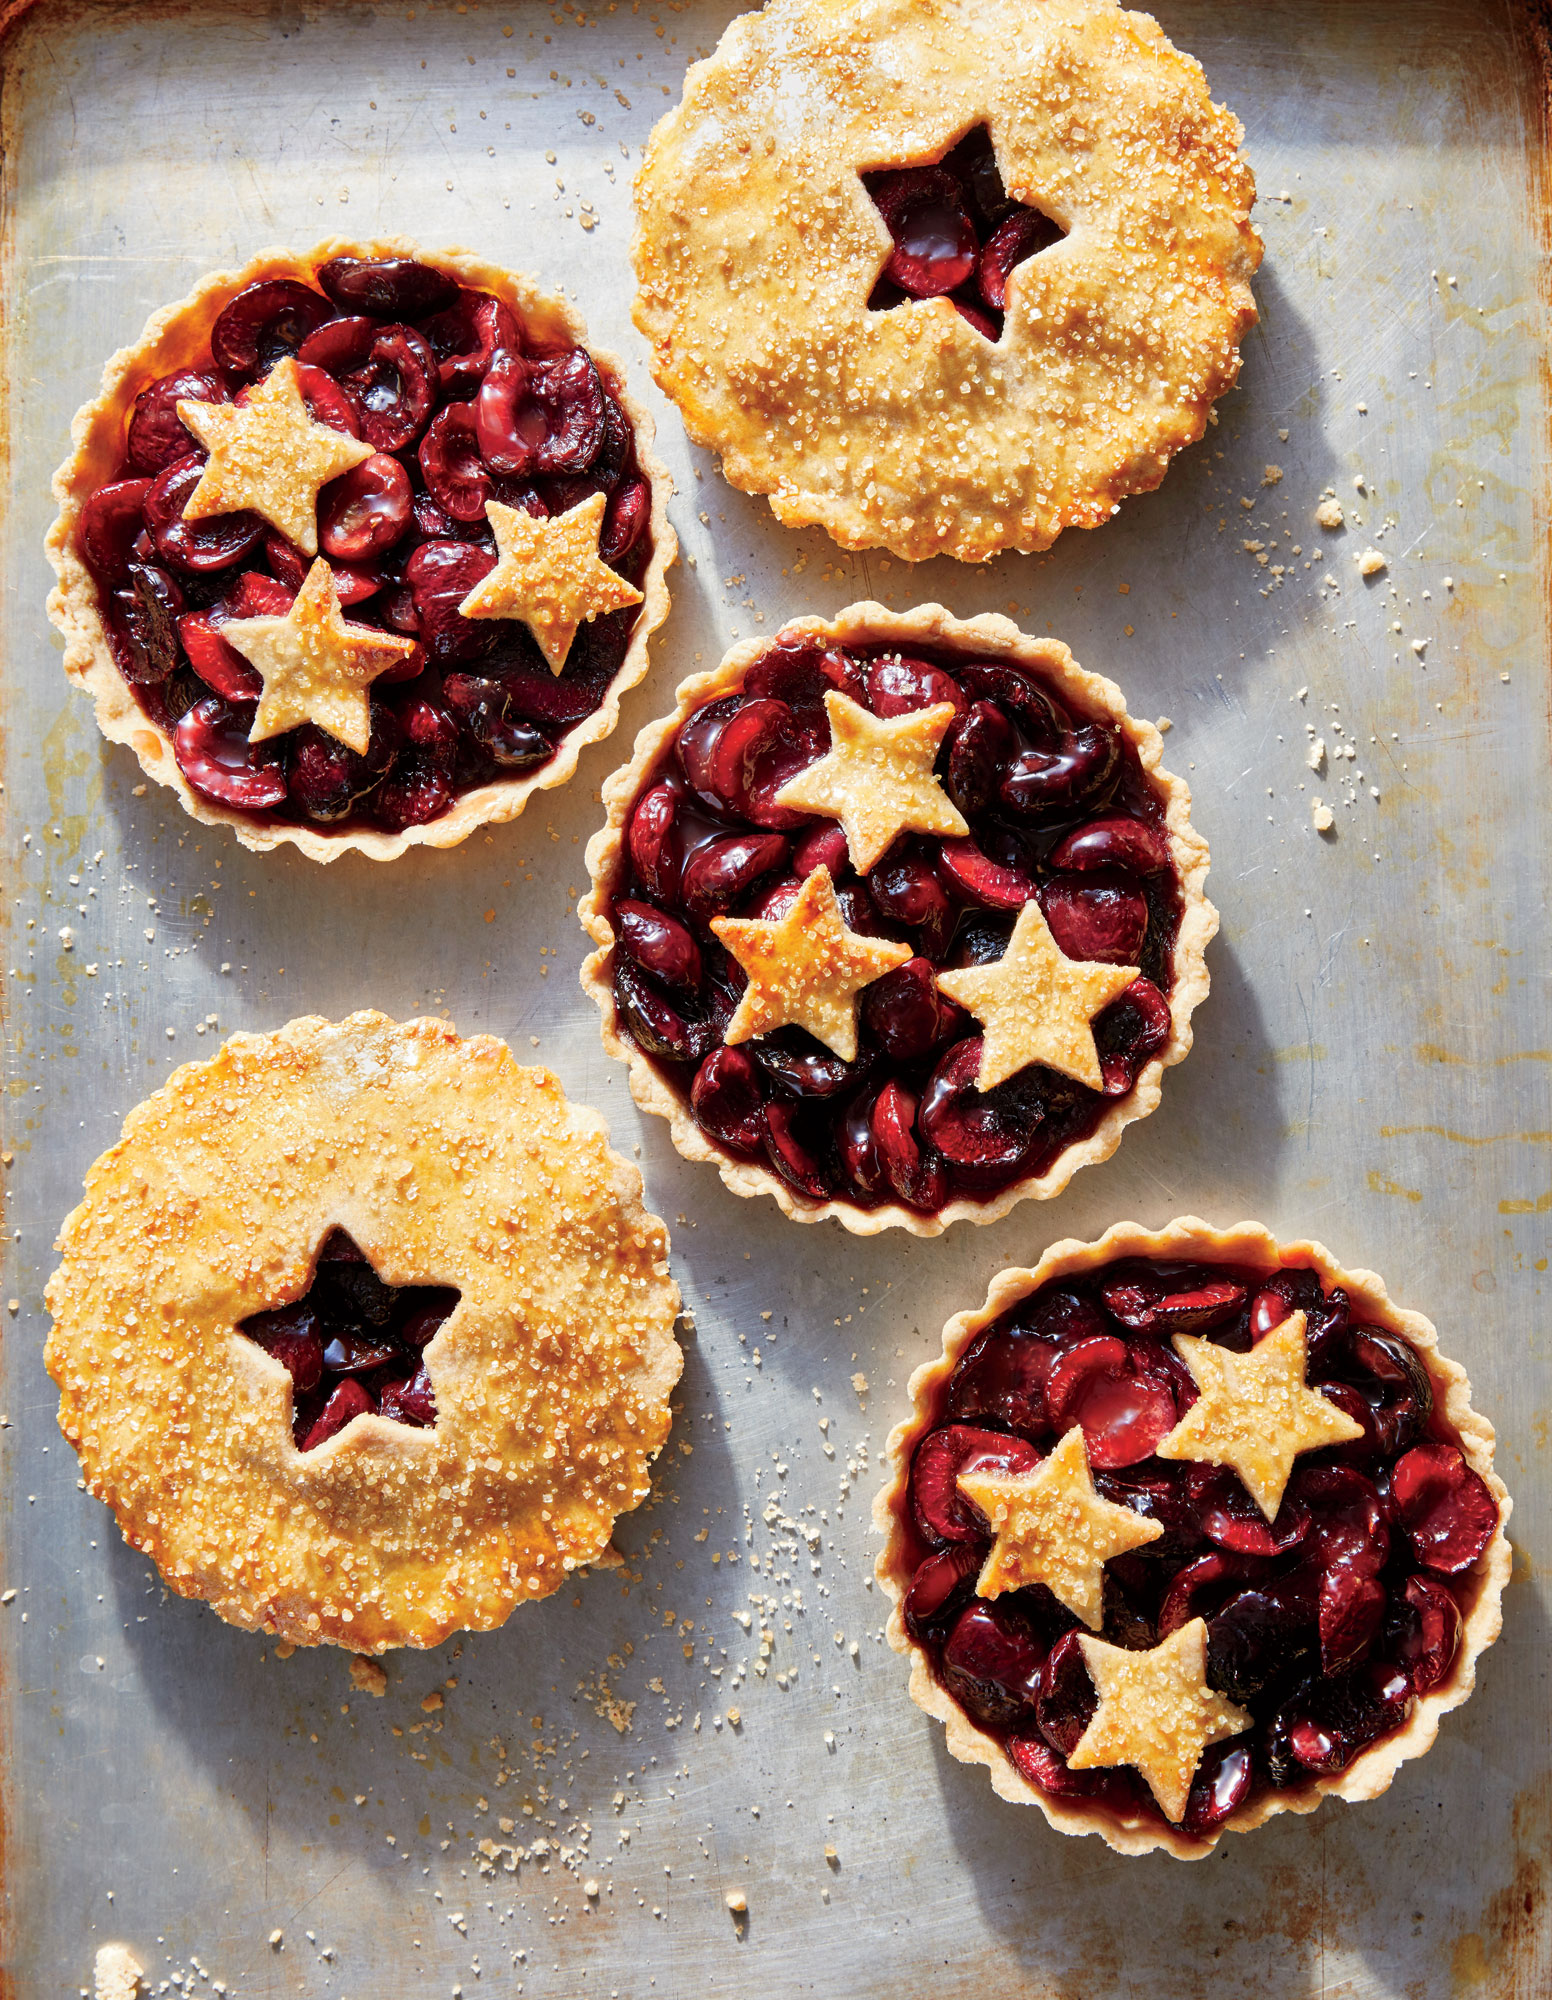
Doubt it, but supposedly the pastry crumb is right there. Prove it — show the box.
[1262,464,1283,486]
[1315,497,1344,530]
[1306,739,1325,772]
[1356,548,1386,576]
[94,1944,143,2000]
[349,1655,388,1697]
[421,1690,444,1713]
[1311,800,1335,833]
[725,1889,748,1915]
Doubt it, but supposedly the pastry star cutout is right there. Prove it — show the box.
[1156,1310,1366,1520]
[711,866,912,1062]
[956,1425,1163,1629]
[1070,1618,1253,1824]
[934,897,1139,1092]
[178,357,374,557]
[772,690,968,873]
[458,495,643,673]
[221,558,418,754]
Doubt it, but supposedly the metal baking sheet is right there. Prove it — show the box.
[1,0,1548,1993]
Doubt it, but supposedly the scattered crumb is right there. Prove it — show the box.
[421,1690,444,1713]
[1262,464,1283,486]
[1356,548,1386,576]
[94,1945,143,2000]
[349,1655,388,1697]
[269,1930,284,1949]
[850,1372,868,1397]
[725,1889,747,1915]
[1155,716,1173,733]
[1315,498,1344,530]
[1311,800,1335,833]
[1306,739,1326,772]
[274,1641,296,1660]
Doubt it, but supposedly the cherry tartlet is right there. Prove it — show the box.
[634,0,1260,562]
[580,604,1215,1234]
[47,239,674,861]
[45,1013,683,1652]
[876,1220,1510,1858]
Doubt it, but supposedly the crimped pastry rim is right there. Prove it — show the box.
[871,1217,1513,1857]
[579,601,1217,1235]
[45,236,677,864]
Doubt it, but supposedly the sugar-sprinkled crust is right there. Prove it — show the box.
[632,0,1260,563]
[46,237,677,863]
[873,1218,1513,1858]
[580,602,1216,1235]
[45,1012,683,1652]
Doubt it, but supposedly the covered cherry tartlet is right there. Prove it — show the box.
[580,605,1215,1233]
[876,1221,1510,1857]
[47,239,674,861]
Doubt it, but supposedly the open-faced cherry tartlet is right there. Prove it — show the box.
[876,1220,1510,1857]
[45,1013,682,1651]
[580,604,1214,1234]
[633,0,1260,562]
[47,239,674,861]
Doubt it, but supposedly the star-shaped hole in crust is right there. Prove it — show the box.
[772,691,968,875]
[458,494,644,674]
[237,1227,459,1454]
[935,897,1139,1092]
[864,125,1068,342]
[957,1425,1163,1629]
[711,865,913,1063]
[1156,1311,1367,1521]
[221,558,418,754]
[178,356,374,557]
[1070,1618,1253,1825]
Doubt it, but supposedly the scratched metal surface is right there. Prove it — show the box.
[0,0,1548,1994]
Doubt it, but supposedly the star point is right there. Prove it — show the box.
[934,897,1139,1092]
[458,494,643,673]
[772,690,968,873]
[178,357,374,557]
[1070,1619,1253,1824]
[957,1426,1163,1628]
[221,558,418,753]
[711,866,912,1062]
[1156,1311,1366,1520]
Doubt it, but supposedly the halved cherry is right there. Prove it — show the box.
[418,402,492,522]
[1249,1268,1352,1373]
[679,831,789,921]
[744,638,865,712]
[1340,1327,1435,1455]
[107,563,184,688]
[1045,1337,1177,1468]
[241,1303,324,1392]
[837,1085,886,1200]
[869,167,978,298]
[336,324,440,453]
[1093,978,1171,1095]
[318,255,459,320]
[750,1029,861,1099]
[1157,1550,1264,1637]
[144,458,264,574]
[942,1601,1047,1729]
[676,695,742,806]
[321,1329,399,1375]
[1033,1628,1097,1756]
[919,1037,1043,1179]
[318,453,413,563]
[690,1046,766,1154]
[1205,1575,1318,1703]
[791,821,851,883]
[179,613,262,701]
[697,697,811,828]
[285,361,363,438]
[945,701,1016,821]
[398,1292,458,1347]
[1179,1739,1253,1837]
[937,835,1034,910]
[211,279,334,378]
[1318,1561,1386,1676]
[628,780,684,902]
[1039,871,1148,965]
[946,1325,1063,1436]
[127,368,228,474]
[956,660,1064,742]
[1289,1464,1391,1575]
[374,760,456,831]
[1008,1734,1132,1805]
[1390,1443,1498,1574]
[612,958,707,1065]
[477,348,606,476]
[865,653,966,719]
[977,205,1064,309]
[1391,1574,1463,1695]
[173,698,287,810]
[285,724,382,822]
[1188,1464,1309,1557]
[862,956,961,1063]
[601,477,650,566]
[378,1364,437,1428]
[297,314,378,375]
[951,294,1000,341]
[300,1376,376,1451]
[1000,723,1119,817]
[868,843,955,955]
[403,538,496,663]
[442,674,549,769]
[761,1098,833,1201]
[1049,814,1172,876]
[902,1543,984,1642]
[1097,1263,1248,1337]
[871,1080,947,1212]
[614,899,702,993]
[911,1423,1040,1544]
[78,477,154,585]
[422,289,523,395]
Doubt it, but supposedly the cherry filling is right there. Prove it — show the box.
[864,127,1066,341]
[238,1228,458,1451]
[895,1257,1499,1833]
[604,630,1182,1216]
[76,257,653,835]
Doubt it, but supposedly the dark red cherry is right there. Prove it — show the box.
[1391,1443,1498,1575]
[868,844,955,954]
[297,315,378,375]
[1272,1660,1414,1780]
[374,760,456,831]
[223,570,297,618]
[398,1292,458,1347]
[750,1032,860,1100]
[1034,1629,1097,1757]
[615,899,702,993]
[422,289,524,395]
[242,1303,324,1392]
[676,695,742,805]
[321,1328,399,1375]
[403,538,496,663]
[1040,872,1148,965]
[282,361,364,438]
[945,700,1016,821]
[679,831,789,921]
[1249,1270,1352,1375]
[179,612,261,701]
[1001,723,1119,817]
[79,477,155,585]
[919,1038,1043,1177]
[1391,1574,1463,1695]
[937,835,1034,911]
[601,476,650,565]
[1097,1264,1247,1337]
[318,255,459,320]
[127,369,229,474]
[442,674,549,769]
[761,1098,833,1201]
[477,349,606,476]
[700,698,812,829]
[791,821,851,882]
[946,1326,1060,1436]
[628,781,683,902]
[942,1602,1048,1731]
[911,1423,1040,1545]
[1180,1739,1253,1837]
[956,661,1064,744]
[211,279,333,378]
[1205,1576,1318,1704]
[285,724,385,822]
[1289,1465,1391,1575]
[1190,1466,1309,1559]
[300,1377,376,1451]
[952,294,1000,340]
[1341,1327,1434,1455]
[336,324,440,453]
[745,639,866,712]
[870,1081,946,1212]
[174,697,287,810]
[107,563,184,687]
[1049,814,1172,876]
[862,957,960,1063]
[1093,978,1171,1095]
[870,167,978,298]
[1008,1734,1127,1804]
[143,457,265,575]
[865,653,966,719]
[613,958,707,1065]
[977,205,1064,309]
[690,1047,766,1154]
[902,1543,984,1642]
[1046,1337,1177,1468]
[319,453,413,562]
[1318,1562,1386,1676]
[418,402,492,523]
[1157,1551,1264,1637]
[378,1363,437,1428]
